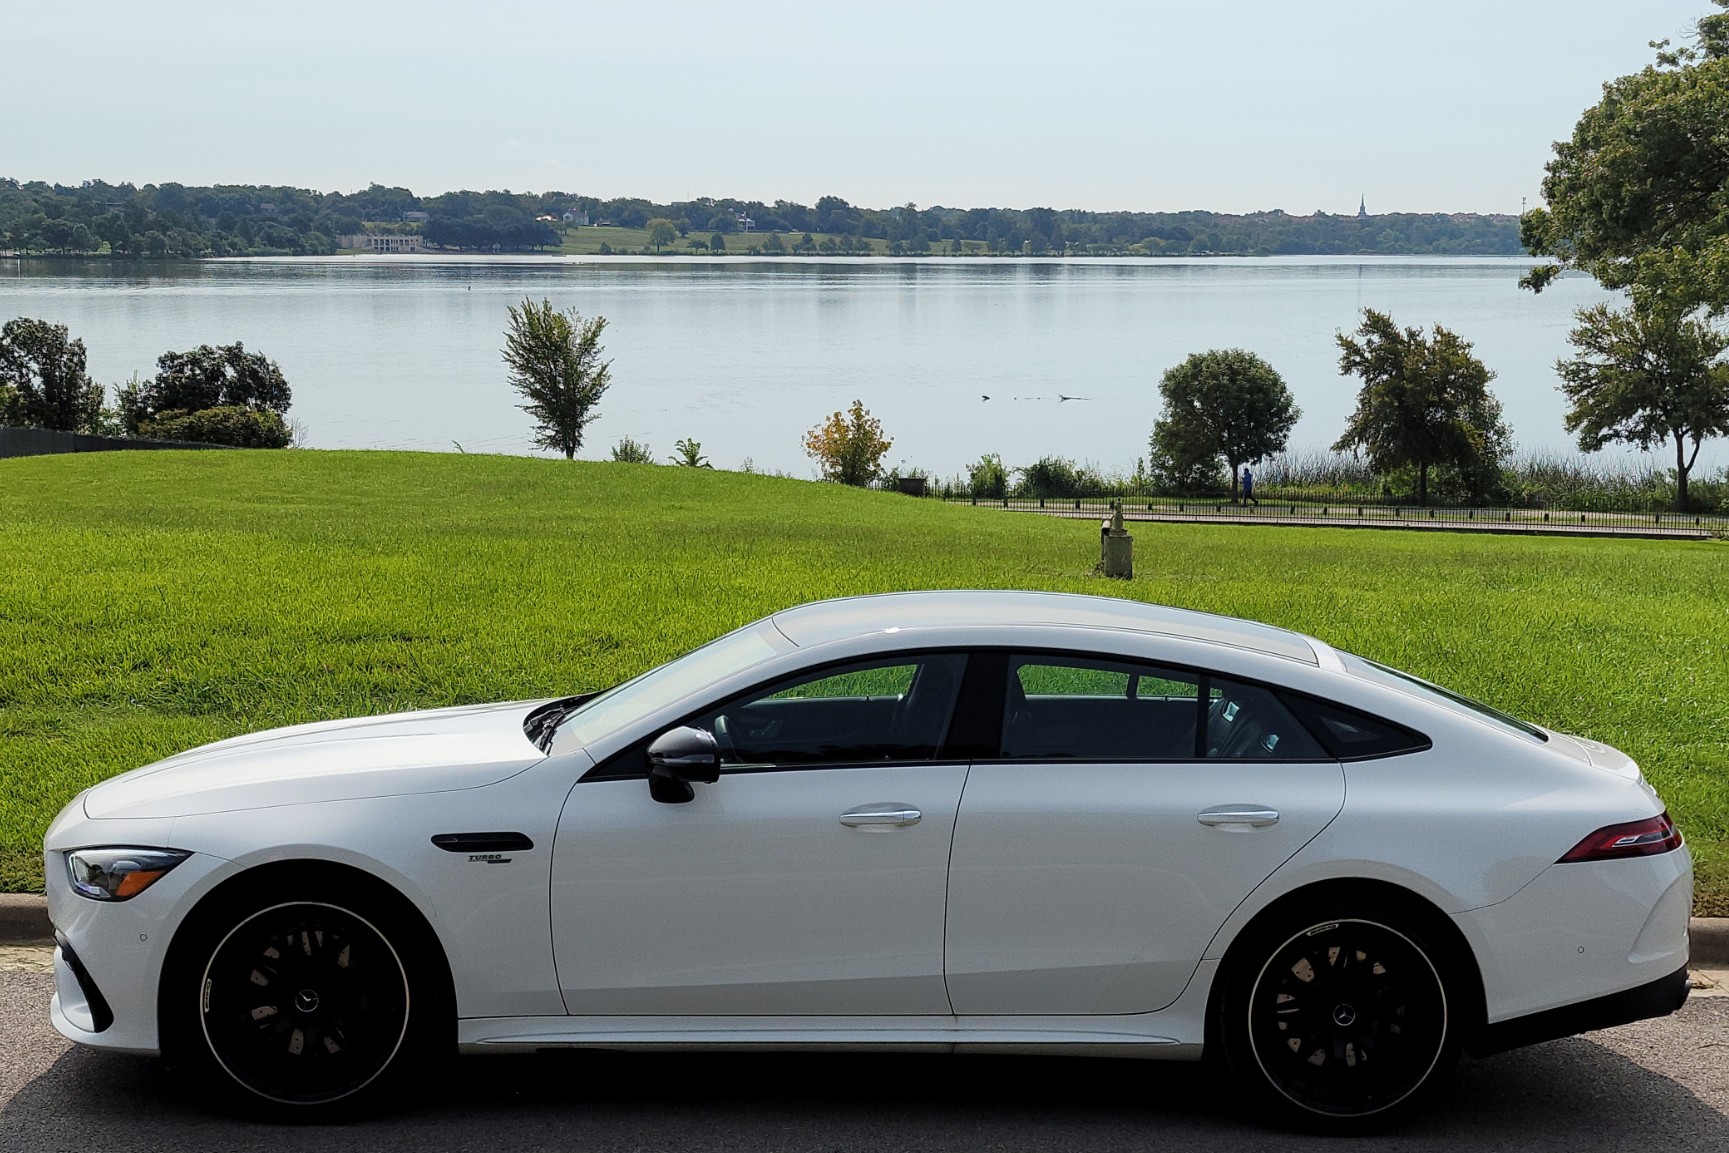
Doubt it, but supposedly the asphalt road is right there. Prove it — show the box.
[3,969,1726,1153]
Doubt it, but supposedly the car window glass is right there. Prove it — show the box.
[1280,694,1431,760]
[1338,651,1547,741]
[692,654,966,770]
[555,623,786,751]
[1205,678,1328,761]
[1004,657,1202,760]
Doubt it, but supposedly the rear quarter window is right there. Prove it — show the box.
[1280,694,1432,761]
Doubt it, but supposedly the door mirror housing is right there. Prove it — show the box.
[646,726,721,804]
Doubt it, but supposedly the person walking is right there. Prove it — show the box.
[1241,466,1259,507]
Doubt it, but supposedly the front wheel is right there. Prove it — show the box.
[168,892,440,1115]
[1216,903,1462,1131]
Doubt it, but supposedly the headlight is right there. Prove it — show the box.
[66,848,191,901]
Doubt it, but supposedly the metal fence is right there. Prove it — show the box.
[0,427,230,459]
[937,492,1726,539]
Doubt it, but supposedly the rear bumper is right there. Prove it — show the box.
[1468,963,1691,1057]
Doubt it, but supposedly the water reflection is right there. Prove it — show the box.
[0,256,1657,475]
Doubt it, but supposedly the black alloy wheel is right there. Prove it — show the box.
[198,901,412,1107]
[1222,911,1458,1129]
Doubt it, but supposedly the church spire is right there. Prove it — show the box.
[1357,195,1368,219]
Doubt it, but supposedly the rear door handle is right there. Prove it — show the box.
[840,803,922,829]
[1198,805,1280,828]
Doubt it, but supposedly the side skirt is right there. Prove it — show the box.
[457,1016,1201,1060]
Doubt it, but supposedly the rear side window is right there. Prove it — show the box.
[998,655,1329,762]
[1281,694,1431,761]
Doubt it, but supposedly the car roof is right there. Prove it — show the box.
[770,591,1320,665]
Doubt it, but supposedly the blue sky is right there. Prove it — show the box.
[6,0,1710,213]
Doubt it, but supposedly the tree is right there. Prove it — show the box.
[1149,349,1299,502]
[610,436,655,463]
[709,232,726,253]
[1521,3,1729,311]
[119,341,292,438]
[669,438,712,467]
[1556,301,1729,508]
[501,298,611,460]
[1333,310,1511,505]
[803,400,892,485]
[0,317,105,432]
[645,218,678,253]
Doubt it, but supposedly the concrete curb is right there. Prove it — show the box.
[1,890,1727,964]
[0,894,52,944]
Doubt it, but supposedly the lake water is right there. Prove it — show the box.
[4,255,1680,478]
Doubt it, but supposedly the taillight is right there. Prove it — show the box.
[1557,812,1683,863]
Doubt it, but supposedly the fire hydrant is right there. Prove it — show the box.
[1100,500,1133,579]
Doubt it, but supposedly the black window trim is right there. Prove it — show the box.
[577,644,1433,781]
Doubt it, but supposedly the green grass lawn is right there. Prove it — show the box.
[2,451,1725,913]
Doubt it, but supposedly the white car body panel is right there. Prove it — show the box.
[553,763,968,1015]
[39,591,1692,1089]
[82,701,548,820]
[944,760,1343,1014]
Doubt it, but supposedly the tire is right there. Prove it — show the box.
[1215,896,1463,1132]
[164,884,447,1117]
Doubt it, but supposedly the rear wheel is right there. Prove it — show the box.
[166,886,445,1116]
[1217,900,1461,1131]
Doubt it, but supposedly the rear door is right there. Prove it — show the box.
[943,652,1345,1016]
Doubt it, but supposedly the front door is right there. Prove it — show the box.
[551,652,970,1016]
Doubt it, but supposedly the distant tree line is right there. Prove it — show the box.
[0,177,1520,258]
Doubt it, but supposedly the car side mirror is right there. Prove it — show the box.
[645,726,720,804]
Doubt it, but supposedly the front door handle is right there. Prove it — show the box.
[840,803,922,829]
[1198,805,1280,828]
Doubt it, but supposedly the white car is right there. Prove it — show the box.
[44,591,1691,1130]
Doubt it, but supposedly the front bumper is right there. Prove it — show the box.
[45,846,227,1055]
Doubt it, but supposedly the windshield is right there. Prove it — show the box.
[550,622,788,752]
[1340,652,1548,741]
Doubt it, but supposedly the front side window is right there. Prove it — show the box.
[1001,654,1329,762]
[690,653,967,770]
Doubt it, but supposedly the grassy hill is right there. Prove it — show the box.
[2,450,1725,909]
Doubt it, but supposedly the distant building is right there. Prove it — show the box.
[736,213,755,232]
[1358,196,1369,219]
[403,211,430,223]
[338,233,425,253]
[561,209,590,225]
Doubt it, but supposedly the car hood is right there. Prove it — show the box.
[82,701,551,820]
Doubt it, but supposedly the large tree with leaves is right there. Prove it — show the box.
[0,317,105,432]
[1149,349,1299,502]
[119,341,293,447]
[1333,310,1511,505]
[1557,302,1729,508]
[502,298,612,459]
[1521,3,1729,312]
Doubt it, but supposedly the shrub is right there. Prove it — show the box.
[966,453,1008,498]
[139,406,291,448]
[610,437,655,463]
[803,400,892,486]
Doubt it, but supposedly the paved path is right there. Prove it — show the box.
[3,966,1727,1152]
[1012,506,1719,540]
